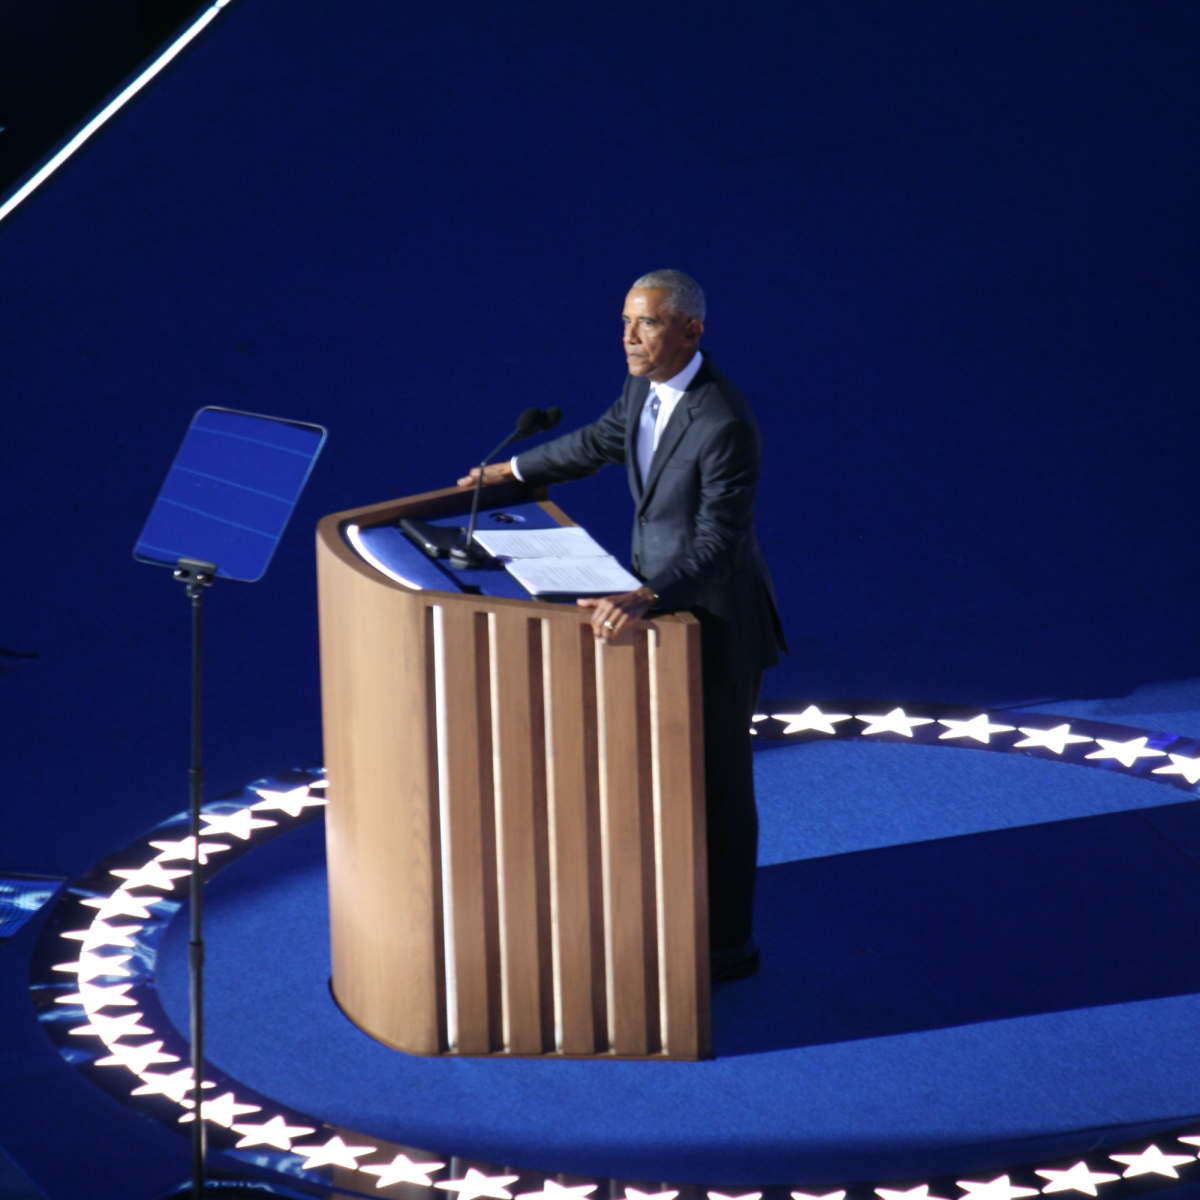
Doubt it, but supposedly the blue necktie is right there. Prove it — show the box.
[636,386,661,487]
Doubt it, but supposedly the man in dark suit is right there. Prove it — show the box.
[458,269,785,982]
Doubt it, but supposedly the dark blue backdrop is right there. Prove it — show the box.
[1,0,1197,888]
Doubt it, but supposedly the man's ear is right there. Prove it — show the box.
[685,319,704,346]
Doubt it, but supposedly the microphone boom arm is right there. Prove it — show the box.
[456,430,521,566]
[450,406,560,569]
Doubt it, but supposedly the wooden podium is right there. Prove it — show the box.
[316,483,711,1060]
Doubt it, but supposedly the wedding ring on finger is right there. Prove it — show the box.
[603,620,615,630]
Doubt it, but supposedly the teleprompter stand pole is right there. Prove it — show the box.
[174,558,217,1200]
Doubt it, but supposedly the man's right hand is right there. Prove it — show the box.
[457,461,516,488]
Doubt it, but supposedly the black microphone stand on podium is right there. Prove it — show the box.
[450,405,561,569]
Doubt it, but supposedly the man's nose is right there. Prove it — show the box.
[624,323,640,345]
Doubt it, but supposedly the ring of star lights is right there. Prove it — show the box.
[28,706,1200,1199]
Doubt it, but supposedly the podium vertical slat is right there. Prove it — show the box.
[544,619,606,1054]
[598,631,661,1056]
[491,609,554,1054]
[439,606,503,1054]
[651,619,710,1059]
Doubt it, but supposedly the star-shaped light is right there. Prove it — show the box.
[955,1177,1039,1200]
[359,1151,446,1188]
[1085,738,1167,769]
[624,1190,679,1200]
[61,921,142,950]
[55,982,137,1010]
[772,706,853,735]
[1109,1145,1193,1178]
[1013,725,1093,755]
[110,860,191,891]
[857,708,935,737]
[80,891,165,921]
[179,1091,262,1128]
[68,1010,152,1040]
[516,1183,596,1200]
[200,808,277,840]
[253,785,327,818]
[938,715,1016,744]
[708,1192,762,1200]
[876,1188,953,1200]
[231,1114,316,1150]
[1178,1134,1200,1149]
[435,1169,521,1200]
[792,1192,845,1200]
[95,1039,179,1073]
[293,1134,377,1170]
[1035,1162,1120,1194]
[132,1067,215,1104]
[1152,753,1200,786]
[52,951,132,983]
[81,983,141,1012]
[149,836,230,865]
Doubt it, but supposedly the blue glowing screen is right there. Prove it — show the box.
[134,407,326,582]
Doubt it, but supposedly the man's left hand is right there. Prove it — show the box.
[578,586,657,643]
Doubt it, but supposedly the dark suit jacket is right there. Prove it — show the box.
[515,354,787,681]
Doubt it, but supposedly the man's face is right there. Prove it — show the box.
[622,288,703,381]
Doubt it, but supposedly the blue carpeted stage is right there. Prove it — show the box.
[146,689,1200,1186]
[1,0,1198,1197]
[18,687,1200,1197]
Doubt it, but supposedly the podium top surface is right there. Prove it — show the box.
[318,483,693,625]
[349,499,579,599]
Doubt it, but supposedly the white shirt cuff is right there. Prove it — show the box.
[510,455,525,482]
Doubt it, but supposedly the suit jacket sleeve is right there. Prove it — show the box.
[644,415,761,611]
[514,392,629,484]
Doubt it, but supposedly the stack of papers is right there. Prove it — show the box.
[472,526,641,596]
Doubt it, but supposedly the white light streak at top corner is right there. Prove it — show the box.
[0,2,229,225]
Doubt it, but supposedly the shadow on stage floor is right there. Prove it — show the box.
[714,799,1200,1056]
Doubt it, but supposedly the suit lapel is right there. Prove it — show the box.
[637,359,713,510]
[638,398,696,507]
[626,375,651,502]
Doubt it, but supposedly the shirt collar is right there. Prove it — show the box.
[649,349,704,403]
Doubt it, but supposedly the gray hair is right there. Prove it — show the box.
[631,269,706,323]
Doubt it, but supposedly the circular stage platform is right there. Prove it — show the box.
[31,700,1200,1198]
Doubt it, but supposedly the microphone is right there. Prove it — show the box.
[515,406,561,437]
[450,406,562,569]
[515,406,542,437]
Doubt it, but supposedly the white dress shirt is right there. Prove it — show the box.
[511,350,704,480]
